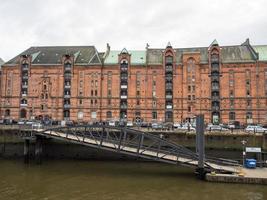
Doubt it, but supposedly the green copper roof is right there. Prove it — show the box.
[104,50,146,65]
[210,39,219,46]
[253,45,267,61]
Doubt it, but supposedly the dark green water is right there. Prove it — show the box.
[0,159,266,200]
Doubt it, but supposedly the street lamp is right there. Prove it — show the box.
[241,139,247,167]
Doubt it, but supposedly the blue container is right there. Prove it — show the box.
[245,159,257,168]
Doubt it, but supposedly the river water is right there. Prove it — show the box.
[0,159,266,200]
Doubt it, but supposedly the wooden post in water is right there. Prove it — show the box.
[24,139,30,163]
[195,114,206,180]
[35,136,43,164]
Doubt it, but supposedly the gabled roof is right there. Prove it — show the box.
[104,50,146,65]
[210,39,219,46]
[5,46,102,65]
[0,57,4,65]
[253,45,267,61]
[147,45,256,64]
[0,58,4,70]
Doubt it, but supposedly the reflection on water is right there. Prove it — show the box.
[0,159,266,200]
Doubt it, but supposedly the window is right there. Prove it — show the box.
[246,112,252,119]
[136,90,140,96]
[95,90,97,96]
[137,100,140,105]
[188,86,191,92]
[188,106,191,112]
[229,80,234,87]
[107,111,112,119]
[230,99,234,107]
[108,99,111,106]
[95,99,97,104]
[188,95,191,100]
[91,80,94,87]
[79,99,83,105]
[230,90,234,97]
[192,86,195,92]
[165,56,173,64]
[229,112,235,120]
[152,111,157,120]
[91,99,93,105]
[247,100,251,107]
[91,90,93,96]
[43,84,47,90]
[95,80,98,87]
[108,89,111,96]
[152,101,156,108]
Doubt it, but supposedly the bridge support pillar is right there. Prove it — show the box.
[35,136,43,164]
[195,114,206,180]
[24,139,30,164]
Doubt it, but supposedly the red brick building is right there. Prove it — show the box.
[1,39,267,125]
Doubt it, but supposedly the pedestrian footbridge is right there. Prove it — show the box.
[31,125,240,174]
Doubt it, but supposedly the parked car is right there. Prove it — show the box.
[108,121,116,126]
[25,120,35,125]
[179,124,196,131]
[32,122,43,129]
[151,123,163,129]
[206,124,228,131]
[17,120,26,125]
[173,123,182,129]
[126,121,133,127]
[245,125,267,133]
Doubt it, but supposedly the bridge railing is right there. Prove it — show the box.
[43,125,199,164]
[39,125,240,170]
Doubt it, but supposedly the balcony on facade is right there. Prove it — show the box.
[22,64,29,71]
[211,55,219,64]
[166,91,173,99]
[22,74,28,80]
[120,104,128,109]
[64,64,71,71]
[166,83,173,91]
[165,75,173,81]
[64,84,71,89]
[165,65,173,73]
[22,84,28,89]
[211,75,220,82]
[211,95,220,101]
[211,82,220,91]
[211,106,220,111]
[211,64,220,72]
[121,66,128,72]
[121,84,127,89]
[120,75,128,81]
[64,104,71,109]
[64,73,72,80]
[166,104,173,110]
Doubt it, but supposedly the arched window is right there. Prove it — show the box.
[5,109,10,117]
[78,111,84,120]
[229,112,235,121]
[20,109,27,118]
[187,58,195,74]
[21,99,27,104]
[106,111,112,119]
[165,56,173,64]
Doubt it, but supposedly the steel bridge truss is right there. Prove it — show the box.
[35,125,239,173]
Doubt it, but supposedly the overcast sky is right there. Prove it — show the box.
[0,0,267,61]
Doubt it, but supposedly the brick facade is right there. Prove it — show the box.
[1,40,267,125]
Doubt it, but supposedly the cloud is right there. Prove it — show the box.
[0,0,267,61]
